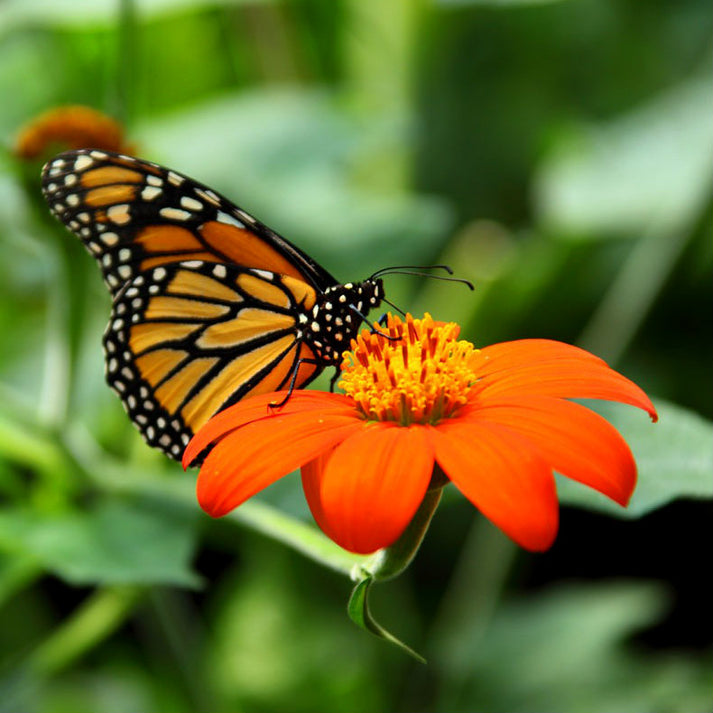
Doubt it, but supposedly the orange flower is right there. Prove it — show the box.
[14,105,134,160]
[184,314,657,554]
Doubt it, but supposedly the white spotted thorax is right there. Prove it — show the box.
[303,280,384,363]
[40,148,387,461]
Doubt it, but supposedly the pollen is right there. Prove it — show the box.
[339,313,480,425]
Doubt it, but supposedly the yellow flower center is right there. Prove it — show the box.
[339,313,480,425]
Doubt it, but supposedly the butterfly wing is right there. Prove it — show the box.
[40,149,339,459]
[105,260,320,459]
[41,149,337,297]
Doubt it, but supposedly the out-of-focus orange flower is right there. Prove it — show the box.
[184,314,657,554]
[14,105,134,160]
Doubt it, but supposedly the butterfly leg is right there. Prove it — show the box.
[269,356,323,409]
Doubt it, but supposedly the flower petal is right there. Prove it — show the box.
[475,339,657,420]
[468,396,636,505]
[430,419,558,551]
[196,410,362,517]
[183,390,354,468]
[302,424,434,554]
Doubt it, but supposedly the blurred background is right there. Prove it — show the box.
[1,0,711,711]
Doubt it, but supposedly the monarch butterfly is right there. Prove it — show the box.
[41,149,388,461]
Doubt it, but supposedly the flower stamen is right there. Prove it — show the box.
[339,313,480,425]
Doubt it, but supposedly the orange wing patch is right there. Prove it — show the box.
[129,321,201,354]
[84,184,137,207]
[80,165,145,187]
[154,356,219,415]
[281,275,317,310]
[144,296,230,321]
[167,268,243,303]
[136,225,205,253]
[196,308,294,349]
[200,220,306,281]
[236,273,292,309]
[180,335,296,431]
[135,348,188,386]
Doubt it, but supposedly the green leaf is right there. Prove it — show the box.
[534,74,713,238]
[438,0,569,6]
[0,498,201,587]
[433,581,711,713]
[347,576,425,664]
[557,399,713,517]
[0,0,271,31]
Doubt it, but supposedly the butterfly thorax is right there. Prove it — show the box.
[300,278,384,364]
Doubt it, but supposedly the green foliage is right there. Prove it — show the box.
[434,582,712,713]
[0,0,710,711]
[0,498,200,587]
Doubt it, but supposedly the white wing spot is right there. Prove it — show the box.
[251,269,272,280]
[159,207,191,221]
[181,196,203,212]
[74,155,94,171]
[107,205,131,225]
[195,188,221,206]
[141,186,162,201]
[217,211,244,228]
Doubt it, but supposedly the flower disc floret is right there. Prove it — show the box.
[339,314,479,425]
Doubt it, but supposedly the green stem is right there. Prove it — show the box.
[360,486,443,582]
[577,218,697,365]
[29,586,145,676]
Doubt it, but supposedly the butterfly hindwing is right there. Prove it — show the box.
[41,149,337,298]
[105,260,321,458]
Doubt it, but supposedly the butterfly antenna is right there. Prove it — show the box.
[370,264,474,291]
[371,263,453,278]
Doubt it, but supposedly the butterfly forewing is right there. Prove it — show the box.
[41,149,337,297]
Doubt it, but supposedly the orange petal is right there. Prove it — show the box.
[429,419,558,551]
[300,447,339,544]
[183,390,354,468]
[302,424,434,554]
[467,396,636,505]
[196,410,362,517]
[476,339,657,420]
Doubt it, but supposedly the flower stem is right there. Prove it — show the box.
[29,586,145,676]
[361,485,443,582]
